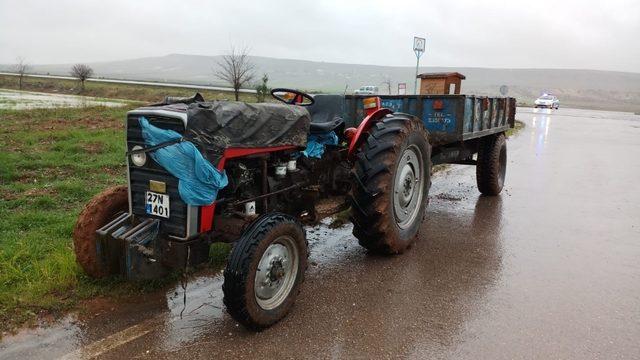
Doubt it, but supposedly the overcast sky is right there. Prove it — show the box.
[1,0,638,72]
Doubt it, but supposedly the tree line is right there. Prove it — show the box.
[11,49,269,102]
[11,57,94,92]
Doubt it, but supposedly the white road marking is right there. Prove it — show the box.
[57,317,162,360]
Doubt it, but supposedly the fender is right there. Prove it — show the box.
[347,108,393,160]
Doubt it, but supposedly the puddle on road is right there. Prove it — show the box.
[158,218,358,350]
[0,89,127,110]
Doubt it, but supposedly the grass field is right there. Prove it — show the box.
[0,74,256,103]
[0,106,124,331]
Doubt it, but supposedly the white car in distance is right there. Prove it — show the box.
[534,94,559,109]
[354,85,379,95]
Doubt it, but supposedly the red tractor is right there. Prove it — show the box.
[74,89,513,330]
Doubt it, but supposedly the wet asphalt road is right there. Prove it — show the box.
[2,107,640,359]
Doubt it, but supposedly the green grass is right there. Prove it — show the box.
[0,74,256,103]
[0,105,132,332]
[328,208,351,229]
[0,104,237,334]
[506,119,526,137]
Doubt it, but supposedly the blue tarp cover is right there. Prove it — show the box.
[138,117,228,206]
[302,131,338,158]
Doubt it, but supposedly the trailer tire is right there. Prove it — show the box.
[223,213,308,330]
[73,186,128,278]
[349,114,431,254]
[476,133,507,195]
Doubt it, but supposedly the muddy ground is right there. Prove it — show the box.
[2,107,640,359]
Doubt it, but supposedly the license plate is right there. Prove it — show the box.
[145,191,170,218]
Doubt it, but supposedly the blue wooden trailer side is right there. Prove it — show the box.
[343,95,516,147]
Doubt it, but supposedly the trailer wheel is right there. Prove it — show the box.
[223,213,308,330]
[350,114,431,254]
[73,186,128,278]
[476,133,507,195]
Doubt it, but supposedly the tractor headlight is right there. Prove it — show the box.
[130,145,147,167]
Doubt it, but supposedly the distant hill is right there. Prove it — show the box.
[2,54,639,112]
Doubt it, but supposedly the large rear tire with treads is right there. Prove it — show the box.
[349,114,431,254]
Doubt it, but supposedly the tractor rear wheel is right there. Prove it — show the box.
[73,186,128,278]
[223,213,308,330]
[349,114,431,254]
[476,133,507,195]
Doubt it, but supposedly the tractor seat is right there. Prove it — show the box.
[306,95,345,134]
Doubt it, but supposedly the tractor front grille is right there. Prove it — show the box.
[126,112,193,238]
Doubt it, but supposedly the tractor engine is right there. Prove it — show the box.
[218,145,349,224]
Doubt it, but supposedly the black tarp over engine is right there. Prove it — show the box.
[184,101,310,159]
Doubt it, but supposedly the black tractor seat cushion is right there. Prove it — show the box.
[307,95,345,134]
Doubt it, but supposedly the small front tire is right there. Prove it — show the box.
[222,213,308,330]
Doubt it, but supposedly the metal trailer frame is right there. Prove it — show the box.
[344,94,516,165]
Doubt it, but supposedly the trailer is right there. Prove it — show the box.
[73,90,515,330]
[345,94,515,165]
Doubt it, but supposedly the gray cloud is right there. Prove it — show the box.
[1,0,638,72]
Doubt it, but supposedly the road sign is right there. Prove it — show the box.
[413,37,426,53]
[500,85,509,96]
[398,83,406,95]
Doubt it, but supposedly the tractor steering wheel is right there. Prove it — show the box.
[271,88,315,106]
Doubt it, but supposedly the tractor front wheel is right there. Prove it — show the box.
[350,114,431,254]
[73,186,128,278]
[222,213,308,330]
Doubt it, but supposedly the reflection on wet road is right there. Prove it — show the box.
[2,107,640,359]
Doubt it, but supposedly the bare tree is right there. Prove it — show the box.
[70,64,94,92]
[214,47,255,101]
[14,57,30,90]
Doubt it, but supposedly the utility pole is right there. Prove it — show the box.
[381,78,392,95]
[413,36,425,95]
